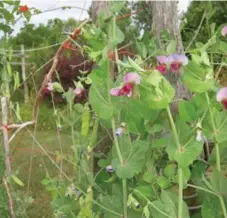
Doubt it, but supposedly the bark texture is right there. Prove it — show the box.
[92,1,110,23]
[151,1,191,104]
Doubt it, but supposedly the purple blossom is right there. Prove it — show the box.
[216,87,227,102]
[115,127,124,136]
[46,82,54,91]
[123,73,140,85]
[73,87,83,96]
[110,87,121,96]
[168,54,188,66]
[216,87,227,110]
[110,73,140,97]
[222,26,227,36]
[106,165,114,173]
[157,55,168,64]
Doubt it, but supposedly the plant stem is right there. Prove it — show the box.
[205,93,227,218]
[166,106,183,218]
[205,93,221,171]
[219,196,227,218]
[106,16,128,217]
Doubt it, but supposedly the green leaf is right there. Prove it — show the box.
[167,138,203,167]
[164,163,177,178]
[41,178,50,185]
[156,176,171,189]
[179,100,197,122]
[210,169,227,194]
[0,23,11,33]
[141,71,175,109]
[167,40,177,54]
[204,109,227,143]
[183,59,214,93]
[52,82,64,92]
[112,140,149,179]
[11,175,24,187]
[201,195,223,218]
[102,195,123,218]
[143,204,150,218]
[108,24,125,46]
[128,57,145,72]
[150,190,190,218]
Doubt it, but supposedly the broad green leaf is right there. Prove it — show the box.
[183,59,214,93]
[89,63,116,120]
[179,100,197,122]
[128,57,145,72]
[108,24,124,46]
[11,175,24,187]
[210,169,227,194]
[167,138,203,167]
[52,82,64,92]
[141,71,175,109]
[156,176,171,189]
[112,140,149,179]
[150,190,190,218]
[202,195,223,218]
[204,109,227,143]
[102,195,123,218]
[164,163,177,178]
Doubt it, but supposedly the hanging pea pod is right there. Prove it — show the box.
[81,104,90,137]
[88,115,99,148]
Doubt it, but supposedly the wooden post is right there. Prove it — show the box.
[21,45,29,104]
[2,177,16,218]
[1,97,12,177]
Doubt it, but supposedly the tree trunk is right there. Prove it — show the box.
[92,1,110,23]
[151,1,191,104]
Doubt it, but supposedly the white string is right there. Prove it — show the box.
[0,41,63,53]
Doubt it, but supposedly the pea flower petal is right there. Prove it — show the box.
[73,87,83,96]
[216,87,227,102]
[157,55,168,64]
[123,72,140,85]
[110,87,121,96]
[106,165,114,173]
[222,26,227,36]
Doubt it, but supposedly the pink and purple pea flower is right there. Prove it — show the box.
[156,54,188,74]
[221,26,227,37]
[216,87,227,110]
[110,72,140,97]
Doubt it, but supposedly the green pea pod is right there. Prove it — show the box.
[81,107,90,137]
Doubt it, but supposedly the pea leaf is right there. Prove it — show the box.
[112,140,149,179]
[150,190,190,218]
[183,59,214,93]
[179,100,197,122]
[167,138,203,167]
[52,82,64,93]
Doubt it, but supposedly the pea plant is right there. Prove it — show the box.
[33,4,227,218]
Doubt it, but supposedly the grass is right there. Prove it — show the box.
[11,129,74,218]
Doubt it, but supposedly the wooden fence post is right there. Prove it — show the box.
[21,45,29,104]
[1,97,12,177]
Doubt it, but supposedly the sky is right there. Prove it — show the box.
[9,0,190,35]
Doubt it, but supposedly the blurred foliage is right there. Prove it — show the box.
[181,1,227,48]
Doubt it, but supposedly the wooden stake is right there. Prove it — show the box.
[2,177,16,218]
[21,45,29,104]
[1,97,11,177]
